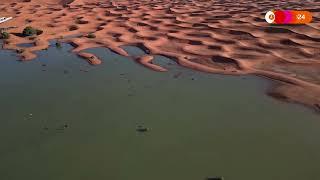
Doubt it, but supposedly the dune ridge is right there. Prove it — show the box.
[1,0,320,111]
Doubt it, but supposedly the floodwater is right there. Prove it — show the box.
[0,42,319,180]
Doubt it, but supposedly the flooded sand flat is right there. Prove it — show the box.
[0,44,319,180]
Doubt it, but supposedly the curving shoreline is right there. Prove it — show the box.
[1,0,320,112]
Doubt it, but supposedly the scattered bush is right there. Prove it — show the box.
[87,33,96,38]
[55,41,62,48]
[22,26,43,36]
[47,23,55,28]
[29,36,36,40]
[75,19,88,24]
[97,26,104,31]
[22,26,36,36]
[69,25,79,31]
[16,49,25,54]
[25,19,32,23]
[36,29,43,35]
[0,32,10,39]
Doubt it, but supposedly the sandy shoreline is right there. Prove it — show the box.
[1,0,320,112]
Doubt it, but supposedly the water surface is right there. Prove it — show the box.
[0,44,319,180]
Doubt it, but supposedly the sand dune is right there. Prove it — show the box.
[2,0,73,5]
[1,0,320,111]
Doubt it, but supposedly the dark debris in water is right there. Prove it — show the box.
[41,124,69,133]
[56,124,69,131]
[206,176,224,180]
[136,125,149,133]
[80,69,89,72]
[144,85,152,89]
[25,113,33,120]
[173,72,182,79]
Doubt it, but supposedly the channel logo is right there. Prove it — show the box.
[265,10,312,24]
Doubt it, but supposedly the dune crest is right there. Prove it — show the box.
[1,0,320,111]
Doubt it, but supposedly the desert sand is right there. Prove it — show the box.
[0,0,320,111]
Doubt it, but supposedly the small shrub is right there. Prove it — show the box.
[97,26,104,31]
[36,29,43,35]
[47,23,55,28]
[22,26,36,36]
[69,25,79,31]
[0,32,10,39]
[87,33,96,38]
[25,19,32,23]
[77,20,88,24]
[22,26,43,36]
[16,49,25,54]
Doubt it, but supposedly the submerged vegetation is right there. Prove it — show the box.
[55,41,62,48]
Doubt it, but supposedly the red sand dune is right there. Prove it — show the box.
[1,0,320,111]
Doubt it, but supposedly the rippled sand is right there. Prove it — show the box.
[1,0,320,111]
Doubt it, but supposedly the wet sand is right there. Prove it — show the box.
[0,0,320,111]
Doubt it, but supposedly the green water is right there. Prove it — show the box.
[0,43,319,180]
